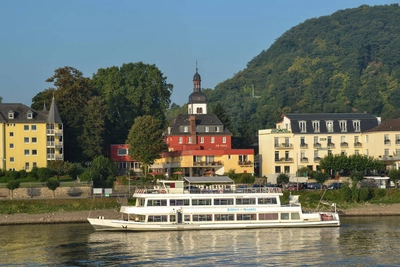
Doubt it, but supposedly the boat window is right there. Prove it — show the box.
[192,199,212,205]
[258,198,278,205]
[259,213,279,220]
[192,214,212,221]
[147,199,167,206]
[147,215,168,222]
[291,213,300,220]
[236,214,256,220]
[170,199,190,206]
[213,198,234,205]
[281,213,290,220]
[184,215,191,221]
[214,214,235,221]
[170,215,176,222]
[236,198,256,205]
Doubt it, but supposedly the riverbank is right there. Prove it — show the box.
[1,203,400,225]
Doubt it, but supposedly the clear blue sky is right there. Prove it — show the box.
[0,0,396,107]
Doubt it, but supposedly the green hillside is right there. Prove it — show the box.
[203,4,400,146]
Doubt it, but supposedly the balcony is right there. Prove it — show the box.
[275,158,293,163]
[396,139,400,145]
[314,157,321,162]
[275,143,293,149]
[313,143,321,148]
[384,139,391,145]
[327,142,335,148]
[300,143,308,148]
[340,142,348,148]
[300,157,308,162]
[354,142,362,148]
[238,160,253,166]
[193,161,223,166]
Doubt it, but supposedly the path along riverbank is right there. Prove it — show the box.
[1,203,400,225]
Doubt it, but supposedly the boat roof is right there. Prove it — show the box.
[184,176,234,184]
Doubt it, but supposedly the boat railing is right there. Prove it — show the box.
[133,187,282,195]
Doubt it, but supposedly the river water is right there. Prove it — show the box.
[0,216,399,266]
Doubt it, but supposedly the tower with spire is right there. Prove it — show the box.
[188,62,207,115]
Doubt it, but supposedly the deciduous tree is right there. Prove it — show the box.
[126,115,168,177]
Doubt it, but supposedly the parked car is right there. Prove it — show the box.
[287,183,303,191]
[307,182,327,189]
[328,182,342,190]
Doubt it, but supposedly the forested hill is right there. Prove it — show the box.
[203,4,400,145]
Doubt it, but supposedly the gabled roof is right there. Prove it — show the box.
[167,114,232,135]
[0,103,48,123]
[365,119,400,132]
[284,113,379,134]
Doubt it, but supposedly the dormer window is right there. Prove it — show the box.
[312,120,320,132]
[184,126,188,133]
[8,111,14,119]
[353,120,360,132]
[339,120,347,132]
[299,121,306,133]
[27,111,33,119]
[326,120,333,132]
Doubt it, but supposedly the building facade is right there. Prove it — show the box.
[0,96,63,171]
[258,113,381,183]
[110,66,254,177]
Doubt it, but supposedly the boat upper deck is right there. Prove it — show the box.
[134,177,283,195]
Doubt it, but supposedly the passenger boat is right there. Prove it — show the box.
[87,176,340,231]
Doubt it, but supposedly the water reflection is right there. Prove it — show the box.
[0,217,399,266]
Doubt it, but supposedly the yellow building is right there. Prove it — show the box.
[0,97,63,171]
[258,113,381,183]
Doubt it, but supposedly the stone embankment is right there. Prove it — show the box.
[0,204,400,225]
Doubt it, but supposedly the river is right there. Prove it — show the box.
[0,216,399,266]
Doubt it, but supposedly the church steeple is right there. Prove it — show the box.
[193,60,201,92]
[188,62,207,115]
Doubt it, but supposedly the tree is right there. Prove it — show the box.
[7,180,20,200]
[47,160,66,179]
[212,102,233,132]
[314,172,329,186]
[388,169,400,188]
[92,62,173,145]
[91,155,117,188]
[37,168,52,182]
[277,173,289,185]
[45,66,94,162]
[78,96,107,159]
[126,115,168,177]
[46,178,60,199]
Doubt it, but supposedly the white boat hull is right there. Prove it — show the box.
[87,215,340,231]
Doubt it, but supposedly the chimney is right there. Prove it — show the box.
[190,116,197,144]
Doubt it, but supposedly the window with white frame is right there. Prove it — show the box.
[215,126,219,132]
[24,149,30,156]
[184,126,188,133]
[314,136,318,145]
[32,150,37,155]
[31,125,37,131]
[188,137,192,144]
[312,120,320,132]
[32,137,37,143]
[299,121,306,133]
[24,125,29,131]
[9,132,14,137]
[8,112,14,119]
[9,143,14,149]
[10,157,14,162]
[326,120,333,132]
[222,136,226,143]
[205,127,209,132]
[353,120,360,132]
[178,137,183,144]
[200,137,204,143]
[24,137,29,143]
[27,112,33,119]
[117,148,128,156]
[33,162,37,168]
[211,137,215,143]
[339,120,347,132]
[25,162,30,170]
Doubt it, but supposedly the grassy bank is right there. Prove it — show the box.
[1,188,399,215]
[0,198,121,215]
